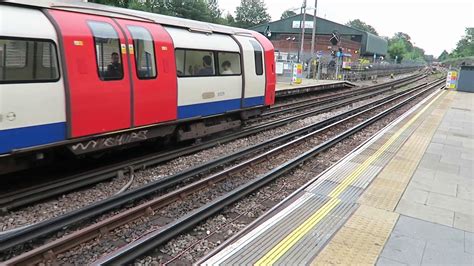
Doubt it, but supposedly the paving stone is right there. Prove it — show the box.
[435,172,473,187]
[376,256,407,265]
[408,176,457,197]
[440,145,464,157]
[461,152,474,160]
[421,152,441,162]
[427,193,473,216]
[439,155,468,166]
[379,233,425,265]
[402,186,429,204]
[443,138,464,147]
[426,143,444,154]
[457,185,473,201]
[460,167,473,179]
[392,216,463,243]
[412,168,436,180]
[419,160,460,175]
[454,212,474,232]
[466,231,473,254]
[396,199,454,227]
[421,242,473,265]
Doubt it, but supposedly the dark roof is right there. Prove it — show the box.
[251,14,387,56]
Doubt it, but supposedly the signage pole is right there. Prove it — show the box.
[298,0,307,63]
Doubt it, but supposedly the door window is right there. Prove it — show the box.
[127,25,157,79]
[250,40,264,75]
[88,21,123,81]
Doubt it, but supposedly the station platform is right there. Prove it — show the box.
[201,89,473,265]
[275,79,355,97]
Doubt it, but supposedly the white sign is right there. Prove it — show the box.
[292,21,314,29]
[276,62,284,74]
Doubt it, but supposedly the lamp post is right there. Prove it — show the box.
[298,0,307,63]
[309,0,318,78]
[286,36,296,61]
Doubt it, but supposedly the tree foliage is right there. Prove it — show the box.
[450,28,474,58]
[281,9,297,19]
[346,19,378,36]
[235,0,271,29]
[438,50,449,61]
[434,28,473,61]
[90,0,225,24]
[388,39,407,63]
[387,31,426,63]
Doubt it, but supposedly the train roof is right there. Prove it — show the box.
[1,0,255,36]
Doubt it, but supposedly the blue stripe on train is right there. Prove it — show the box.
[243,96,264,108]
[178,96,265,119]
[0,122,66,154]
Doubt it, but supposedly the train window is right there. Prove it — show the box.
[127,25,157,79]
[88,21,123,81]
[175,49,215,77]
[0,38,60,83]
[250,40,264,76]
[218,52,241,76]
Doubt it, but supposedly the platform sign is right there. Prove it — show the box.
[291,63,303,84]
[446,71,458,89]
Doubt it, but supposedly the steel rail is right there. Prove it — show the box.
[1,79,444,264]
[0,79,438,253]
[268,73,423,112]
[94,81,444,265]
[0,74,426,212]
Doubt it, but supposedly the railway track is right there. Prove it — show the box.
[0,74,426,212]
[264,73,425,117]
[1,78,444,265]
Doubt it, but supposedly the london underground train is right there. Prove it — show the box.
[0,0,276,174]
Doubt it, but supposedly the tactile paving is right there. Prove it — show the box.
[358,92,455,211]
[312,206,399,265]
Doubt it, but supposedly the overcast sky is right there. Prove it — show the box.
[219,0,473,56]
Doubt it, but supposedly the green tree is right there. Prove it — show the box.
[393,32,413,52]
[224,13,236,26]
[346,19,378,36]
[281,9,297,19]
[451,27,474,58]
[438,50,449,61]
[235,0,271,28]
[388,39,407,63]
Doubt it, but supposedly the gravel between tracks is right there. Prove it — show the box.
[134,87,436,265]
[33,86,434,265]
[0,84,414,234]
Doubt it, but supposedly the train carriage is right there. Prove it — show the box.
[0,0,276,174]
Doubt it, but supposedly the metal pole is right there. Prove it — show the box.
[298,0,307,63]
[309,0,318,78]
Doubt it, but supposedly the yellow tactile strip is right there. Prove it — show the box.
[312,91,455,265]
[312,205,399,265]
[358,91,455,211]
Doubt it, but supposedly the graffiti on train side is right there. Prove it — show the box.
[70,130,149,154]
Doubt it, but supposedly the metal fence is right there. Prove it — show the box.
[276,56,424,83]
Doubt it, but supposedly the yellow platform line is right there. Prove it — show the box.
[254,90,445,265]
[254,197,341,266]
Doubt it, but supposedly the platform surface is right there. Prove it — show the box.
[201,89,473,265]
[276,79,352,92]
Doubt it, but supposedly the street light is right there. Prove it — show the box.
[286,36,296,61]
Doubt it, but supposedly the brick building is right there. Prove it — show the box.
[251,14,388,62]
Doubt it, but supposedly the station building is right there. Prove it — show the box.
[250,14,388,62]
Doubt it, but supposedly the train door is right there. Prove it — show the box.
[234,35,266,108]
[48,10,132,137]
[114,19,177,127]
